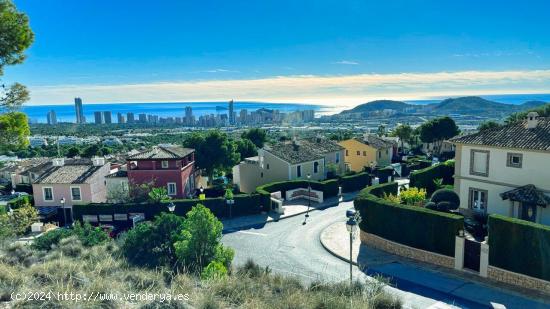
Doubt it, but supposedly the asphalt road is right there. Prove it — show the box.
[222,201,455,308]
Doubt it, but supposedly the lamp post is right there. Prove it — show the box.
[305,174,311,218]
[60,197,66,227]
[346,215,357,287]
[167,201,176,213]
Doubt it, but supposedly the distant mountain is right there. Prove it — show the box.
[340,100,409,114]
[429,96,511,113]
[338,96,548,117]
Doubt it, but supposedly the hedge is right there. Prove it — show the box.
[409,161,454,195]
[73,193,262,223]
[255,179,339,210]
[373,166,394,184]
[340,172,371,193]
[354,182,463,256]
[488,214,550,281]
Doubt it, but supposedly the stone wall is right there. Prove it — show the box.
[488,266,550,295]
[360,230,455,269]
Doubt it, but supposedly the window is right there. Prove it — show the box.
[346,150,349,156]
[469,188,487,213]
[378,151,381,158]
[470,149,490,177]
[336,152,340,163]
[161,160,169,168]
[43,187,53,201]
[167,182,177,196]
[356,150,360,156]
[385,149,389,155]
[363,151,367,156]
[506,153,523,168]
[297,165,302,177]
[314,161,319,173]
[71,187,81,201]
[260,172,263,178]
[266,164,270,170]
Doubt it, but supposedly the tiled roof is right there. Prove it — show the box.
[35,162,105,184]
[450,118,550,151]
[354,135,395,149]
[128,146,194,160]
[106,170,128,178]
[264,138,344,164]
[500,185,550,207]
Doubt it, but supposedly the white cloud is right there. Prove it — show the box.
[199,68,240,73]
[333,60,360,65]
[27,69,550,106]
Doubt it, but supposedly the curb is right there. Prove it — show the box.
[319,222,360,266]
[223,195,356,233]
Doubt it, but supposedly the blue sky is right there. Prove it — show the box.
[5,0,550,105]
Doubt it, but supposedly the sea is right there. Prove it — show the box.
[20,94,550,123]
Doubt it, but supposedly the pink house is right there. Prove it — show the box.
[127,146,196,199]
[32,157,110,225]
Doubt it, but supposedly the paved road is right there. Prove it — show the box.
[222,201,457,308]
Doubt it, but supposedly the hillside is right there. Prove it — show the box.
[338,96,547,116]
[340,100,409,114]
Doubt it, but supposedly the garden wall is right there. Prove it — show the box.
[354,182,463,256]
[256,179,338,210]
[73,194,262,222]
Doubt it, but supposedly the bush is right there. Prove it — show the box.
[354,182,463,256]
[340,172,371,193]
[488,214,550,281]
[399,187,427,206]
[31,228,73,251]
[121,213,185,267]
[410,162,454,194]
[430,189,460,211]
[201,261,228,281]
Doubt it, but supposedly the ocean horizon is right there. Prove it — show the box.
[22,93,550,123]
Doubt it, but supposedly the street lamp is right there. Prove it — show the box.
[167,201,176,213]
[60,197,66,227]
[305,174,311,218]
[346,215,358,287]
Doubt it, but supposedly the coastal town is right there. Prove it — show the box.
[2,0,550,308]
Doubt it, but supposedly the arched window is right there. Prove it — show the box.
[314,161,319,173]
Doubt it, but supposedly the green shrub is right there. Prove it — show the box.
[488,214,550,281]
[355,182,463,256]
[72,222,109,247]
[201,261,228,281]
[410,162,454,194]
[340,172,371,192]
[430,189,460,211]
[399,187,427,206]
[31,228,73,251]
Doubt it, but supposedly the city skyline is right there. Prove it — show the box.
[6,0,550,106]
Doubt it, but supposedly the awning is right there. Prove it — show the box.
[36,206,59,218]
[500,185,550,207]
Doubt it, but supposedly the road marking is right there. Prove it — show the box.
[237,230,268,236]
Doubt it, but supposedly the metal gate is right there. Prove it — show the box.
[464,238,481,272]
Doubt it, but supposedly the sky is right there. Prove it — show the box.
[5,0,550,106]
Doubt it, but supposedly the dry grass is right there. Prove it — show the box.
[0,239,401,309]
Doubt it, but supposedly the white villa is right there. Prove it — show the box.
[450,112,550,225]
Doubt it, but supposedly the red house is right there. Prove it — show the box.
[127,146,196,199]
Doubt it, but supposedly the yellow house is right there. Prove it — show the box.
[338,135,394,172]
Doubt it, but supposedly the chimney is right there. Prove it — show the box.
[52,158,65,166]
[92,156,105,166]
[526,112,539,129]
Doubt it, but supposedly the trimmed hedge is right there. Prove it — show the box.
[354,182,463,256]
[488,214,550,281]
[256,179,339,210]
[73,194,262,222]
[409,162,454,195]
[340,172,371,193]
[373,167,394,184]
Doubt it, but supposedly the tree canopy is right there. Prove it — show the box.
[235,138,258,160]
[183,130,240,181]
[477,120,501,132]
[393,124,413,151]
[241,128,267,148]
[419,117,459,155]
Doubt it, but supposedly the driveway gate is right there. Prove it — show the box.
[464,238,481,272]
